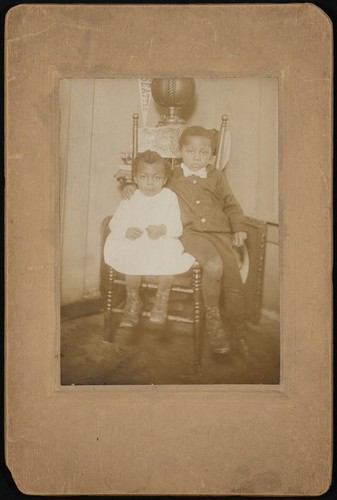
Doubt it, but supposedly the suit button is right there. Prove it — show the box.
[201,217,206,223]
[196,200,200,205]
[192,179,197,184]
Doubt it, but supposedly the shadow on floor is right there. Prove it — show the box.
[61,312,280,385]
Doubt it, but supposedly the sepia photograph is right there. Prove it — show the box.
[60,77,280,385]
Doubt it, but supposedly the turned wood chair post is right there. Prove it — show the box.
[214,114,228,170]
[132,113,139,160]
[103,265,116,342]
[192,264,203,374]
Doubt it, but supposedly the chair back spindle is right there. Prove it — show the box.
[214,114,228,170]
[132,113,139,159]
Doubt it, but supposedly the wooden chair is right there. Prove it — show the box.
[102,114,266,373]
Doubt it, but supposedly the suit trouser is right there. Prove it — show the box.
[181,230,245,326]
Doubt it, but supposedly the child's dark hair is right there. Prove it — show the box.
[132,150,171,178]
[179,126,218,154]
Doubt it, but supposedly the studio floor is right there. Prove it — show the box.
[60,311,280,386]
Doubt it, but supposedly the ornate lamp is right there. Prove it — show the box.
[115,78,196,183]
[151,78,196,126]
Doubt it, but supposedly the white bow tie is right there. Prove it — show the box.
[181,163,207,178]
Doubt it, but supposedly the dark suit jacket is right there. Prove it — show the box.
[168,164,244,234]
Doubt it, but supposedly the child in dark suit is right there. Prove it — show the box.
[124,126,248,356]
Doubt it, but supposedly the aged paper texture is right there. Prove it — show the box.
[5,4,332,495]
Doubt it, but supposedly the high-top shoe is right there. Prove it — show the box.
[119,288,143,327]
[205,306,231,354]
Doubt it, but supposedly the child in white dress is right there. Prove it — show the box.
[104,150,195,327]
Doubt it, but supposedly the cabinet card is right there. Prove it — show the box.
[5,4,332,495]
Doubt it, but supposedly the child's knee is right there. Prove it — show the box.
[203,256,223,277]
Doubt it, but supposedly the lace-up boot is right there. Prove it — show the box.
[205,306,231,354]
[150,289,170,325]
[119,288,143,327]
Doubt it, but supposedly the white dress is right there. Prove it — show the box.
[104,188,195,275]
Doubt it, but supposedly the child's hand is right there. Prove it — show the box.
[125,227,144,240]
[233,231,247,247]
[122,184,137,200]
[146,225,167,239]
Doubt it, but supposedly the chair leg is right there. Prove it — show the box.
[103,266,116,342]
[192,266,202,374]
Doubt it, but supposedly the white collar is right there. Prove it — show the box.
[181,162,207,179]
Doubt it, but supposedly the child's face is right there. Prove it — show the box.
[134,161,167,196]
[181,136,213,171]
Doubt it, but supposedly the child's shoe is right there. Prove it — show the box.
[205,306,231,354]
[119,288,142,327]
[150,289,170,325]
